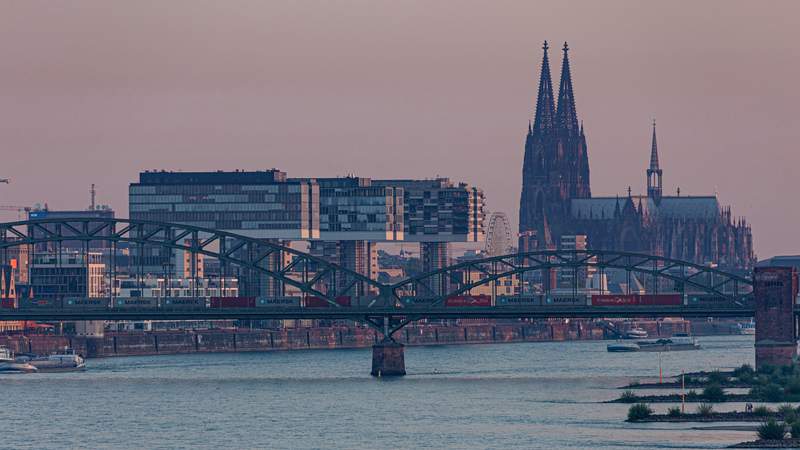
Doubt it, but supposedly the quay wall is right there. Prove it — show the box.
[0,318,718,358]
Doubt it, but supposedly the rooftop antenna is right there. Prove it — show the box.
[90,184,96,210]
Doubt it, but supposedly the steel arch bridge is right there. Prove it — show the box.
[0,218,386,305]
[390,250,753,306]
[0,219,756,332]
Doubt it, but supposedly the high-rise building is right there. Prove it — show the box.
[518,42,754,270]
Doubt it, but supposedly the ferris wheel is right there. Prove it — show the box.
[485,212,513,256]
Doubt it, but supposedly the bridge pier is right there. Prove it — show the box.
[754,267,798,369]
[371,341,406,377]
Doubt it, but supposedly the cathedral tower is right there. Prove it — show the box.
[519,42,589,249]
[646,120,663,202]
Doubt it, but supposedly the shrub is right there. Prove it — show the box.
[733,364,755,378]
[629,380,640,387]
[761,383,785,402]
[667,406,681,417]
[781,365,796,377]
[687,389,699,399]
[696,403,714,416]
[708,369,728,384]
[757,419,786,440]
[627,403,653,422]
[703,384,726,403]
[784,379,800,396]
[778,403,796,422]
[754,405,773,417]
[791,421,800,438]
[619,390,638,403]
[759,365,777,376]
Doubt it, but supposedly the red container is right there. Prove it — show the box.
[210,296,255,308]
[1,298,17,309]
[444,295,492,307]
[638,294,682,306]
[591,294,639,306]
[306,296,352,308]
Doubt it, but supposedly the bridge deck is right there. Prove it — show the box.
[0,306,757,321]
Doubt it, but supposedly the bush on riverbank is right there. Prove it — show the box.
[703,384,726,402]
[627,403,653,422]
[667,406,681,417]
[697,403,714,416]
[619,390,638,403]
[757,419,786,440]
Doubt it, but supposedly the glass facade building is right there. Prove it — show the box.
[129,170,318,240]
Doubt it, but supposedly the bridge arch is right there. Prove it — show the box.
[391,250,753,306]
[0,218,386,305]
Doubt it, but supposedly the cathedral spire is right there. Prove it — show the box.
[649,119,660,170]
[555,42,579,134]
[532,41,555,133]
[647,119,663,202]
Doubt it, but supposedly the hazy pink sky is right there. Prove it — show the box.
[1,1,798,258]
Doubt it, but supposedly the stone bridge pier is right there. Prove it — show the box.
[754,267,799,369]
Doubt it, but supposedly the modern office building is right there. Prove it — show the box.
[129,171,485,297]
[129,170,317,239]
[374,178,485,295]
[29,251,107,336]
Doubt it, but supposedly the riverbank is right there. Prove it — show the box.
[2,321,610,358]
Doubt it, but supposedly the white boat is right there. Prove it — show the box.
[635,336,701,352]
[623,328,648,339]
[0,346,38,373]
[607,342,641,352]
[736,321,755,335]
[15,348,86,372]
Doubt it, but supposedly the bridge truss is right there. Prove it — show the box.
[0,219,755,340]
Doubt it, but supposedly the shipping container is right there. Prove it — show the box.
[18,297,60,309]
[0,298,17,309]
[305,296,352,308]
[114,297,159,309]
[545,295,588,306]
[444,295,492,307]
[687,295,732,307]
[591,294,639,306]
[162,297,206,309]
[63,297,110,309]
[638,294,682,306]
[400,297,441,308]
[210,296,256,308]
[496,296,543,307]
[256,296,301,308]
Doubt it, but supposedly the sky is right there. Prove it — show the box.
[0,1,798,258]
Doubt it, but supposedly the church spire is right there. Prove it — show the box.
[532,41,555,133]
[647,119,663,203]
[555,42,579,134]
[649,119,660,170]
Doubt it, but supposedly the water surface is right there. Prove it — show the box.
[2,335,758,449]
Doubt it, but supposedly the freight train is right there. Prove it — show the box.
[1,293,744,312]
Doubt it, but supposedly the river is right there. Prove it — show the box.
[1,335,759,449]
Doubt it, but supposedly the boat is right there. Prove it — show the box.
[735,321,755,335]
[623,328,648,339]
[607,342,641,352]
[635,336,701,352]
[607,335,701,352]
[15,348,86,372]
[0,346,38,373]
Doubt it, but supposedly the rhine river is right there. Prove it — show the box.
[2,335,758,449]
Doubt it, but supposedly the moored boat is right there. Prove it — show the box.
[635,336,701,352]
[607,342,641,352]
[15,348,86,372]
[0,346,38,373]
[623,328,648,339]
[735,321,755,335]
